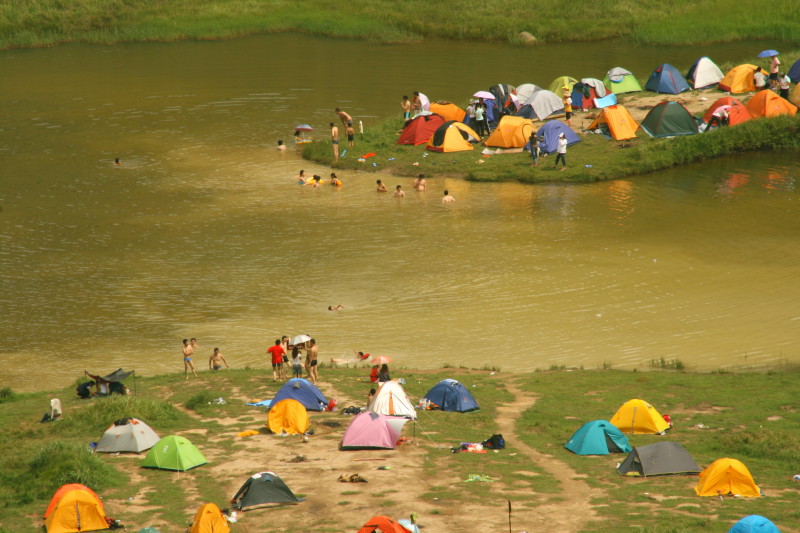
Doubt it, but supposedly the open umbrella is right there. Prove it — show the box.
[473,90,495,100]
[757,49,779,58]
[294,124,314,143]
[291,334,311,346]
[371,355,392,365]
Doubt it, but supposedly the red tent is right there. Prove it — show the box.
[703,97,753,126]
[397,114,445,145]
[356,515,411,533]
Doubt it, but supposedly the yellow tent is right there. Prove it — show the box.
[188,502,231,533]
[429,102,466,122]
[587,105,640,141]
[694,458,761,497]
[719,64,765,94]
[609,399,669,434]
[426,121,481,153]
[268,398,309,435]
[45,486,109,533]
[484,116,535,148]
[746,90,798,118]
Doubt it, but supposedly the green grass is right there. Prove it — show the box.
[1,0,799,49]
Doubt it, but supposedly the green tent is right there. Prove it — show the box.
[640,101,699,138]
[142,435,207,471]
[604,67,643,94]
[548,75,578,95]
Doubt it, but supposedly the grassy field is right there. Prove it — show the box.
[2,364,800,532]
[1,0,799,49]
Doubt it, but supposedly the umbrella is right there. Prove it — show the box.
[291,334,311,346]
[294,124,314,132]
[757,49,779,58]
[473,90,495,100]
[371,355,392,365]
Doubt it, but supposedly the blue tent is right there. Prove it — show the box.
[788,58,800,83]
[271,378,328,411]
[422,379,479,412]
[729,515,780,533]
[645,63,691,94]
[532,120,581,155]
[565,420,631,455]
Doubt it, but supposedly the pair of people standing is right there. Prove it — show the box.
[528,131,567,170]
[268,337,319,384]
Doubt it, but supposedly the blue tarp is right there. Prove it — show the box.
[645,63,691,94]
[531,120,581,155]
[422,379,479,412]
[594,93,618,108]
[271,378,328,411]
[565,420,631,455]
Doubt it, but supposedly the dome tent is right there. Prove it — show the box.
[142,435,207,471]
[421,379,479,412]
[640,101,699,137]
[96,417,160,453]
[645,63,691,94]
[609,399,669,434]
[695,458,761,498]
[341,411,409,449]
[369,381,417,419]
[231,471,303,510]
[271,378,328,411]
[565,420,631,455]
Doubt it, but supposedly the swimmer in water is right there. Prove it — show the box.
[115,158,121,167]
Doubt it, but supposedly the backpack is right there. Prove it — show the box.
[482,434,505,449]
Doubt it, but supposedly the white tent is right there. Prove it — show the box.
[522,90,564,120]
[96,417,160,453]
[368,381,417,419]
[688,57,724,89]
[514,83,543,107]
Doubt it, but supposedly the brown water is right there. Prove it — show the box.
[2,35,799,392]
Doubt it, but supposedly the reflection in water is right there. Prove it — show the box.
[607,180,635,224]
[717,172,750,198]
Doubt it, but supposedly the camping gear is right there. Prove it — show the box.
[757,50,779,58]
[570,82,598,110]
[703,97,754,126]
[564,420,631,455]
[610,399,670,434]
[519,90,564,120]
[84,368,133,396]
[640,101,699,137]
[548,76,578,95]
[231,471,302,509]
[604,67,643,94]
[686,56,724,89]
[514,83,542,105]
[428,103,465,123]
[96,417,160,453]
[483,116,535,149]
[271,378,328,411]
[581,78,608,98]
[481,434,505,449]
[534,121,581,155]
[421,379,480,412]
[341,411,409,449]
[357,515,412,533]
[728,515,780,533]
[593,93,618,108]
[695,458,761,497]
[617,442,701,476]
[587,105,640,141]
[369,381,417,419]
[44,484,109,533]
[719,64,766,94]
[188,503,230,533]
[645,64,691,94]
[267,398,310,434]
[142,435,207,471]
[746,90,798,118]
[426,121,481,153]
[788,58,800,83]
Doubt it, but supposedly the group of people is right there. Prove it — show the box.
[266,336,320,384]
[182,338,230,379]
[330,108,355,161]
[754,55,792,99]
[528,129,569,171]
[296,170,342,187]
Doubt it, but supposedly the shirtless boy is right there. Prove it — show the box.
[330,122,339,161]
[345,122,355,148]
[413,174,427,191]
[183,339,198,379]
[442,190,455,203]
[335,108,352,128]
[209,348,229,371]
[305,339,319,384]
[376,179,388,192]
[394,185,405,198]
[401,95,411,121]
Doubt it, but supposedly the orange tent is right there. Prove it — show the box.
[188,503,230,533]
[718,64,766,94]
[791,83,800,106]
[587,105,639,140]
[426,121,481,153]
[483,116,535,148]
[44,485,109,533]
[746,90,798,118]
[694,458,761,498]
[357,515,412,533]
[429,102,467,122]
[702,97,753,125]
[267,398,309,435]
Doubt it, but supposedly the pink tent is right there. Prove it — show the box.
[341,412,409,450]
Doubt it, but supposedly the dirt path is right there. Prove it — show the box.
[494,380,604,532]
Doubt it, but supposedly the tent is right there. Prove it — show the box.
[789,58,800,83]
[84,368,133,396]
[426,121,481,153]
[514,83,542,106]
[694,458,761,498]
[271,378,328,411]
[357,515,412,533]
[617,442,701,476]
[610,399,669,434]
[687,56,724,89]
[369,381,417,419]
[231,471,302,509]
[587,105,640,140]
[728,515,780,533]
[645,64,691,94]
[44,484,109,533]
[188,503,230,533]
[719,64,765,94]
[640,101,699,137]
[581,78,608,98]
[564,420,631,455]
[535,120,581,155]
[341,411,409,449]
[549,76,578,95]
[703,97,754,126]
[429,102,466,123]
[792,84,800,106]
[421,379,479,412]
[746,90,798,118]
[489,83,515,107]
[604,67,643,94]
[95,417,160,453]
[520,90,564,120]
[397,113,445,145]
[142,435,207,471]
[483,116,535,148]
[267,398,310,435]
[570,81,600,110]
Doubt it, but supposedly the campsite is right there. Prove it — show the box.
[2,365,800,532]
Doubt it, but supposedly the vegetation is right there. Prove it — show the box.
[1,0,799,49]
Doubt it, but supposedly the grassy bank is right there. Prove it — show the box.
[2,365,800,532]
[1,0,799,49]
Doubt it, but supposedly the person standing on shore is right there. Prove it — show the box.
[769,55,781,89]
[291,346,303,378]
[529,130,541,167]
[330,122,340,161]
[345,122,355,148]
[305,339,319,384]
[183,339,198,379]
[267,339,285,381]
[280,336,290,379]
[401,95,411,122]
[209,348,229,371]
[554,132,568,171]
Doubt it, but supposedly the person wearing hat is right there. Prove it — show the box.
[555,132,568,171]
[563,90,573,127]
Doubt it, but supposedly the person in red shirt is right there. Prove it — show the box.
[369,365,380,383]
[266,339,286,381]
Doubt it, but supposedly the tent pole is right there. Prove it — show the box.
[508,500,512,533]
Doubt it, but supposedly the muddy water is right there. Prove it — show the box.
[1,35,798,392]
